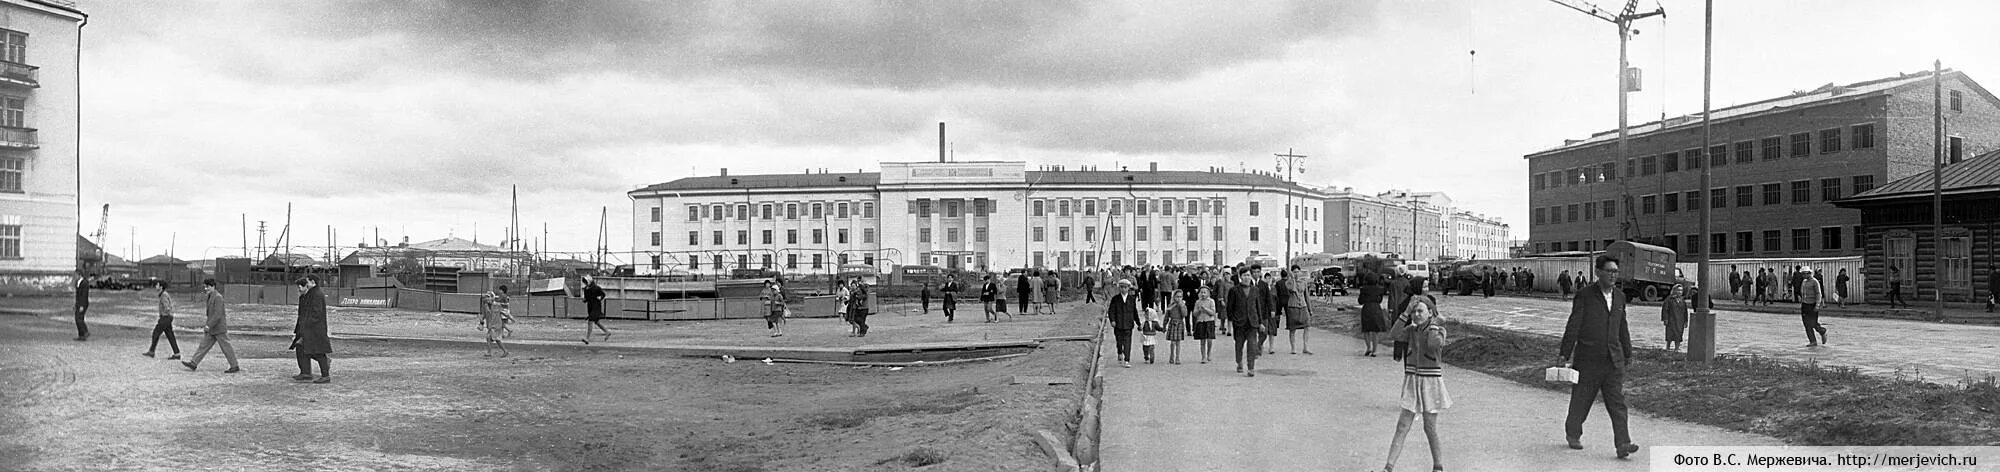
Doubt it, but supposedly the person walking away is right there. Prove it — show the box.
[1107,280,1139,368]
[74,274,93,341]
[1139,306,1162,364]
[1787,266,1803,303]
[1082,273,1097,304]
[1888,266,1908,308]
[1358,273,1389,357]
[1479,269,1495,298]
[979,274,999,323]
[1282,270,1312,355]
[1799,269,1827,347]
[143,284,182,360]
[760,280,786,337]
[1259,270,1282,355]
[182,279,240,373]
[1193,289,1218,364]
[1660,285,1689,351]
[940,275,961,322]
[1558,270,1573,301]
[1016,272,1032,315]
[581,276,611,344]
[1164,290,1189,364]
[919,281,932,315]
[1227,270,1265,376]
[1371,294,1451,472]
[291,275,334,383]
[481,285,515,357]
[1727,266,1742,305]
[1835,268,1852,308]
[848,279,873,336]
[1557,255,1639,458]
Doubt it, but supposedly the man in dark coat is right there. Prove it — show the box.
[582,276,610,343]
[1558,255,1639,458]
[1557,270,1573,300]
[1228,270,1265,377]
[292,275,334,383]
[940,275,961,322]
[73,274,94,341]
[1260,271,1282,355]
[1107,280,1139,368]
[1016,272,1032,315]
[1137,267,1156,310]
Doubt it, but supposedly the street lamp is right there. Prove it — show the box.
[1275,149,1308,262]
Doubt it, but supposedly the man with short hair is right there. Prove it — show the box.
[1558,255,1638,459]
[182,279,241,373]
[73,274,93,341]
[293,275,333,383]
[1107,280,1139,368]
[1799,269,1827,347]
[1227,270,1265,377]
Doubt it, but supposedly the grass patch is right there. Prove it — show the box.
[806,389,985,429]
[1436,322,2000,446]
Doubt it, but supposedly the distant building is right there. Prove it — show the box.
[1526,69,2000,260]
[629,162,1325,277]
[337,237,528,277]
[1832,148,2000,304]
[1322,188,1444,260]
[0,0,83,294]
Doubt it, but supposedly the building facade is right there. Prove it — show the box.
[1526,69,2000,260]
[629,162,1326,276]
[0,0,81,294]
[1447,210,1511,260]
[1833,149,2000,305]
[1321,188,1445,260]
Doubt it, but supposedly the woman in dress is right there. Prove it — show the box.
[1163,289,1189,365]
[1372,295,1450,472]
[1192,288,1219,364]
[1661,284,1689,351]
[1358,272,1390,357]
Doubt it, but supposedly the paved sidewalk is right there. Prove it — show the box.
[1097,330,1785,472]
[1437,294,2000,382]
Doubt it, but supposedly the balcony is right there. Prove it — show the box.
[0,61,35,88]
[0,126,36,150]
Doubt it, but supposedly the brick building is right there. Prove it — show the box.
[1525,69,2000,260]
[0,0,82,295]
[628,162,1325,277]
[1833,149,2000,305]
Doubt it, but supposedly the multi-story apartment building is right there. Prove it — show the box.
[0,0,82,294]
[1526,69,2000,259]
[628,162,1325,276]
[1322,188,1445,260]
[1447,210,1510,261]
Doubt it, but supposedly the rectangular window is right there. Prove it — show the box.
[1761,137,1782,161]
[1160,199,1174,216]
[1110,226,1123,241]
[1249,227,1260,241]
[1821,226,1843,250]
[947,228,960,243]
[812,203,824,219]
[1659,195,1674,214]
[1058,251,1071,269]
[1566,204,1579,222]
[1585,201,1599,219]
[1709,145,1728,167]
[1110,200,1123,215]
[1851,124,1875,149]
[786,254,797,269]
[737,230,749,245]
[1600,163,1617,182]
[1212,200,1225,215]
[1729,186,1747,208]
[1248,201,1259,216]
[1791,229,1810,252]
[1853,226,1864,251]
[946,200,960,217]
[1083,199,1096,216]
[715,255,725,270]
[1819,128,1842,153]
[1640,156,1657,175]
[688,231,699,246]
[974,199,990,216]
[689,255,701,270]
[863,254,875,266]
[1625,159,1635,178]
[1711,233,1728,254]
[786,204,798,219]
[1135,252,1148,266]
[1943,236,1971,288]
[812,229,824,244]
[0,96,21,128]
[1682,149,1700,169]
[0,223,19,258]
[649,232,661,247]
[1887,236,1915,285]
[1662,152,1680,172]
[1136,200,1149,216]
[1109,252,1122,266]
[736,204,749,220]
[975,227,988,242]
[920,228,933,243]
[1058,226,1071,242]
[1187,226,1199,241]
[0,158,20,193]
[1736,231,1754,253]
[838,229,849,244]
[1162,226,1174,241]
[1213,226,1224,241]
[837,203,850,218]
[1763,230,1781,252]
[760,204,773,220]
[1058,200,1071,216]
[0,30,24,64]
[761,230,773,245]
[916,199,932,217]
[1790,132,1811,157]
[861,203,874,218]
[1711,187,1728,209]
[1820,178,1842,201]
[1950,90,1963,112]
[1135,226,1148,241]
[1189,199,1201,215]
[1852,175,1875,195]
[1084,226,1096,242]
[1734,141,1755,164]
[1950,136,1964,163]
[1685,191,1700,211]
[1684,235,1701,255]
[1032,200,1045,216]
[784,229,796,244]
[838,254,849,265]
[863,228,875,243]
[1791,180,1810,204]
[1762,183,1781,205]
[713,231,724,245]
[1641,195,1657,214]
[712,205,724,221]
[1533,208,1546,225]
[739,254,750,269]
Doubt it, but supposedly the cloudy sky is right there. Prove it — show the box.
[80,0,1998,263]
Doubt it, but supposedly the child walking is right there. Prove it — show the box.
[1164,290,1189,365]
[1374,295,1451,472]
[1138,306,1163,364]
[481,285,514,357]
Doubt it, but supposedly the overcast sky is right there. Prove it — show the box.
[79,0,1998,264]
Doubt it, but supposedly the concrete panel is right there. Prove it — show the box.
[398,289,440,312]
[799,295,842,318]
[721,298,763,319]
[439,292,483,314]
[654,299,719,320]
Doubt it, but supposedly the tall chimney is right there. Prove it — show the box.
[938,122,947,163]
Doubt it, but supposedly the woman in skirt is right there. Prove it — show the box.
[1163,289,1189,365]
[1373,295,1450,472]
[1191,288,1219,364]
[1358,273,1390,357]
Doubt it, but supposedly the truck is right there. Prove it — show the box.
[1605,240,1694,302]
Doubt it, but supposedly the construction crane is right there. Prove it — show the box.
[91,203,108,249]
[1547,0,1664,243]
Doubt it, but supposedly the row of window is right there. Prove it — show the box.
[1028,249,1230,269]
[673,201,880,223]
[670,228,883,247]
[1531,124,1900,190]
[673,252,880,271]
[1534,225,1858,255]
[1533,175,1877,226]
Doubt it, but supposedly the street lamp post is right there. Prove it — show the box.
[1275,149,1308,263]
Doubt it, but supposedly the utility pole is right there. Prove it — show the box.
[1933,60,1945,320]
[1689,0,1716,362]
[1274,149,1307,263]
[1548,0,1664,243]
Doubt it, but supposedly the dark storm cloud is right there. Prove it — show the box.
[225,0,1375,88]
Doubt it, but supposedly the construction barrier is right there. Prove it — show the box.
[216,284,834,321]
[438,292,483,314]
[397,288,440,313]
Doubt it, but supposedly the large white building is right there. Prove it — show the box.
[1321,188,1511,261]
[0,0,82,294]
[628,161,1328,276]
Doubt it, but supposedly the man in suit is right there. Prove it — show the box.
[1259,270,1281,355]
[1558,255,1639,459]
[182,279,241,373]
[940,275,961,322]
[1228,270,1265,377]
[1107,279,1139,368]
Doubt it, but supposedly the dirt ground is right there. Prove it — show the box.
[0,293,1098,471]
